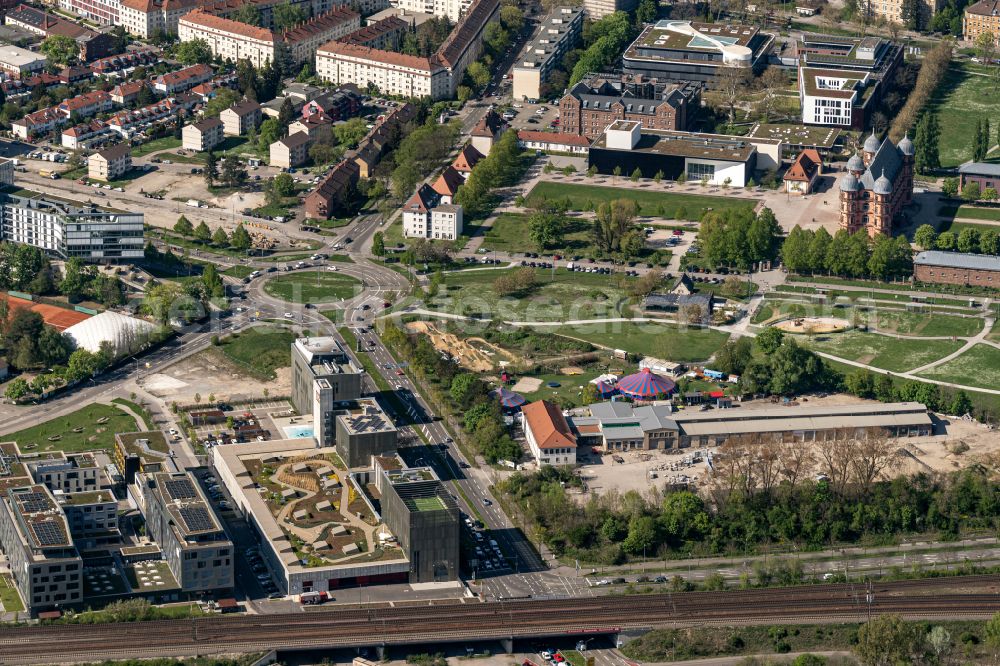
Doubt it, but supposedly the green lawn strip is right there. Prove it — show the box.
[431,267,638,323]
[562,650,587,666]
[0,574,24,612]
[802,331,964,373]
[778,281,977,307]
[940,204,1000,222]
[132,137,182,158]
[483,212,593,254]
[259,253,314,263]
[214,325,296,380]
[4,403,142,455]
[110,398,154,431]
[525,181,756,219]
[321,309,343,324]
[222,265,255,279]
[858,309,983,337]
[916,344,1000,390]
[550,321,729,362]
[989,323,1000,342]
[263,271,362,304]
[930,62,1000,168]
[149,229,251,260]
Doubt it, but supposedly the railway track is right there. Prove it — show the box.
[1,576,997,665]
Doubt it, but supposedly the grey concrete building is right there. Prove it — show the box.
[140,472,233,593]
[60,490,119,544]
[335,398,398,467]
[291,337,364,447]
[0,485,83,616]
[380,467,459,583]
[25,452,102,494]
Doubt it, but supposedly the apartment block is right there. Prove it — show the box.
[140,472,233,593]
[270,131,313,168]
[580,0,637,19]
[512,6,583,101]
[0,485,83,616]
[219,99,262,136]
[290,336,364,447]
[58,0,121,25]
[964,0,1000,44]
[334,398,399,467]
[89,143,132,181]
[182,117,224,152]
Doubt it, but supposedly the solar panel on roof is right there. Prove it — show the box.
[164,477,197,500]
[18,491,51,513]
[178,506,215,533]
[31,520,67,547]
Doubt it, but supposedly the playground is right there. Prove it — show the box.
[772,316,851,335]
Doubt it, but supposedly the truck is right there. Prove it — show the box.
[299,591,331,605]
[186,199,203,208]
[38,169,52,178]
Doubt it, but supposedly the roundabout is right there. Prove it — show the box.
[261,270,362,304]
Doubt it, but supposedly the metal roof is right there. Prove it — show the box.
[914,250,1000,272]
[958,161,1000,177]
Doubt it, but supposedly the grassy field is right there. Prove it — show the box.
[222,265,255,279]
[483,213,592,254]
[930,63,1000,168]
[263,271,361,303]
[132,136,182,157]
[552,321,730,362]
[215,325,295,380]
[859,308,983,337]
[3,403,142,455]
[917,344,1000,390]
[802,331,964,373]
[525,181,756,219]
[940,204,1000,222]
[0,574,24,612]
[429,267,638,322]
[777,281,976,308]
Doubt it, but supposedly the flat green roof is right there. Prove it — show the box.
[405,496,446,512]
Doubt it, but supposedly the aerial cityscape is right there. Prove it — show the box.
[0,0,999,663]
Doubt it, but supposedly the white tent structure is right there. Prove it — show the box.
[64,311,158,358]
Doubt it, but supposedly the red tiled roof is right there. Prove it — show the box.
[472,109,504,137]
[784,148,822,182]
[317,41,438,71]
[181,9,275,41]
[432,166,463,197]
[281,6,358,42]
[517,130,590,147]
[337,15,407,46]
[434,0,499,67]
[522,400,576,450]
[452,143,483,172]
[404,183,437,213]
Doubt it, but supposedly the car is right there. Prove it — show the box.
[541,652,552,661]
[654,575,668,583]
[482,498,492,506]
[552,654,565,663]
[284,312,293,318]
[613,577,627,584]
[395,369,404,376]
[267,592,283,599]
[327,265,339,271]
[596,579,610,586]
[459,461,470,468]
[168,428,178,436]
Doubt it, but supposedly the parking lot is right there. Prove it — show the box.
[503,100,561,132]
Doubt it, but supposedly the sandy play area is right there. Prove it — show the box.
[511,377,543,393]
[773,316,851,334]
[406,321,515,372]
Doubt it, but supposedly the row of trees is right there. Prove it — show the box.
[914,222,1000,255]
[695,206,783,271]
[781,226,913,280]
[889,38,953,142]
[173,216,252,252]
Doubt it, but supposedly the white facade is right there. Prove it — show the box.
[315,45,451,100]
[511,6,583,101]
[798,69,865,127]
[59,0,121,25]
[178,15,276,69]
[0,45,47,79]
[685,158,748,188]
[390,0,471,22]
[523,422,576,466]
[403,204,463,240]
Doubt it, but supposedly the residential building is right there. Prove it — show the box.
[289,115,333,139]
[390,0,470,22]
[58,65,92,85]
[380,466,459,582]
[522,400,577,466]
[335,398,399,467]
[430,166,462,203]
[58,0,121,25]
[958,161,1000,191]
[402,184,463,239]
[559,73,700,140]
[861,0,944,30]
[783,148,823,194]
[581,0,637,19]
[0,485,83,616]
[622,20,775,86]
[913,251,1000,287]
[178,10,276,68]
[62,120,113,149]
[351,102,415,177]
[304,157,360,219]
[24,453,102,495]
[433,0,499,93]
[839,132,914,238]
[290,336,364,447]
[5,4,118,61]
[337,15,407,50]
[316,42,451,99]
[964,0,1000,44]
[182,117,224,152]
[284,7,361,64]
[0,45,46,79]
[451,142,483,175]
[588,120,760,187]
[0,185,145,262]
[118,0,329,37]
[107,97,190,138]
[140,472,233,593]
[517,130,590,154]
[470,108,505,154]
[301,89,360,122]
[59,490,119,543]
[796,33,902,130]
[60,90,114,120]
[512,6,583,101]
[219,99,261,135]
[89,49,158,75]
[110,80,148,105]
[153,63,213,95]
[89,143,132,181]
[270,131,313,168]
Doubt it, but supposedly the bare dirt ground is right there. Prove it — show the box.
[126,167,268,231]
[406,321,516,372]
[773,316,851,334]
[140,350,290,404]
[511,377,543,393]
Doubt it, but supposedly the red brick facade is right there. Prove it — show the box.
[914,263,1000,287]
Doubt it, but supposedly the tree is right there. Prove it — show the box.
[59,257,89,302]
[4,377,29,402]
[854,615,922,666]
[449,373,480,407]
[941,176,959,198]
[900,0,920,29]
[174,215,193,236]
[913,223,937,250]
[211,226,229,247]
[231,224,251,251]
[591,199,638,255]
[175,38,213,65]
[499,5,524,32]
[528,206,567,251]
[985,611,1000,656]
[913,112,940,174]
[204,152,218,187]
[780,225,812,273]
[635,0,657,23]
[40,35,78,65]
[277,97,295,129]
[957,227,980,253]
[714,64,751,125]
[230,3,261,26]
[201,88,241,118]
[333,117,368,148]
[266,172,295,204]
[755,66,786,123]
[951,390,973,415]
[976,31,998,88]
[273,3,306,31]
[194,221,211,242]
[981,228,1000,254]
[465,61,491,89]
[484,22,510,54]
[962,181,982,202]
[221,155,247,187]
[936,231,956,251]
[755,326,784,355]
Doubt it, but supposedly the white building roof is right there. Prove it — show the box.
[64,311,157,357]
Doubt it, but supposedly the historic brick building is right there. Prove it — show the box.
[839,131,914,238]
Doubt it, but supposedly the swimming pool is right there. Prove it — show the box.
[283,425,315,439]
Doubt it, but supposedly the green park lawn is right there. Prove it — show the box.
[263,271,361,303]
[429,267,637,322]
[928,62,1000,168]
[483,213,592,254]
[215,325,296,380]
[802,331,964,373]
[0,574,24,612]
[940,204,1000,222]
[858,308,983,337]
[552,321,730,363]
[525,182,756,219]
[4,403,143,455]
[222,265,255,279]
[917,344,1000,390]
[132,136,182,158]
